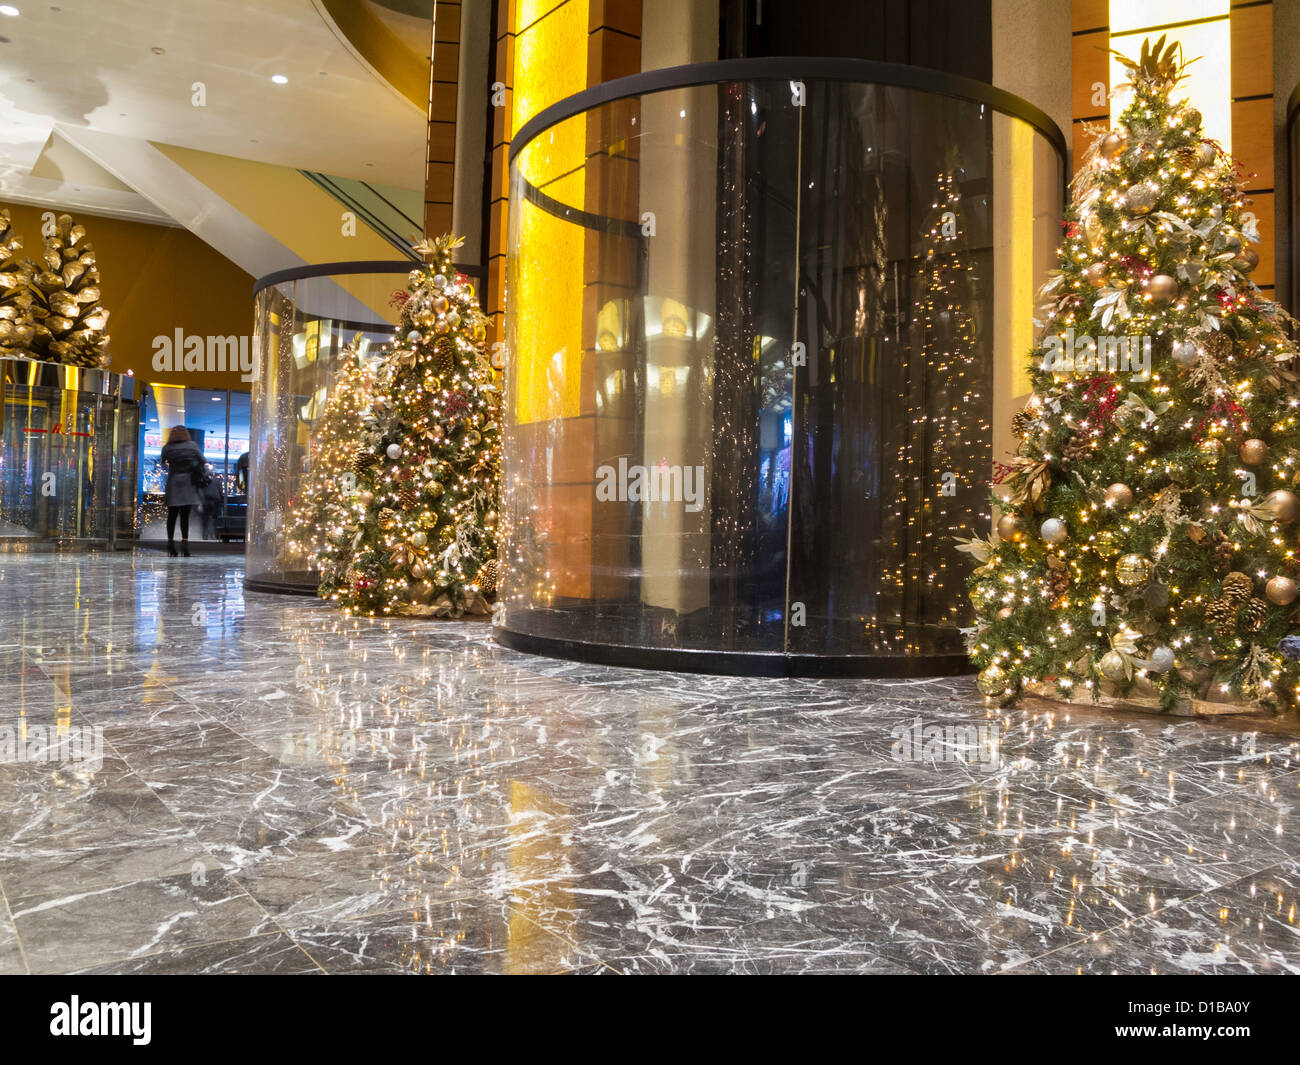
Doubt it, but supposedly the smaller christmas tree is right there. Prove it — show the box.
[0,209,34,357]
[316,234,501,617]
[26,212,110,368]
[285,333,376,567]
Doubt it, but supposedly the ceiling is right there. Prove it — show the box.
[0,0,427,222]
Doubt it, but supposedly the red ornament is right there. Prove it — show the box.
[445,391,470,419]
[1078,376,1121,429]
[389,290,411,309]
[1194,398,1249,443]
[1119,255,1153,279]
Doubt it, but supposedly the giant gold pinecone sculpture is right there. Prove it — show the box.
[26,213,109,368]
[0,209,34,357]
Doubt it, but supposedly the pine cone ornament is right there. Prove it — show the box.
[1220,571,1254,603]
[1011,408,1036,437]
[476,559,500,596]
[1045,556,1069,601]
[377,507,398,531]
[398,484,420,509]
[1213,539,1235,572]
[1240,598,1268,633]
[1204,597,1237,634]
[351,450,375,475]
[435,345,455,377]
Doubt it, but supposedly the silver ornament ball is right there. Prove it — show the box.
[1040,518,1068,545]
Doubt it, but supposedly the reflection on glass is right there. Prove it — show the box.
[135,386,252,541]
[502,75,1062,671]
[0,357,137,543]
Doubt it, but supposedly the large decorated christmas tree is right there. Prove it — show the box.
[316,234,501,617]
[964,38,1300,712]
[284,333,375,566]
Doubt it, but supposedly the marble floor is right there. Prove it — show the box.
[0,551,1298,974]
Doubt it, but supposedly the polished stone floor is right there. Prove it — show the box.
[1,551,1298,974]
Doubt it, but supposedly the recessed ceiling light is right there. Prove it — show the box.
[0,7,21,17]
[271,74,288,84]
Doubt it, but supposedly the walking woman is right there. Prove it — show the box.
[160,426,204,557]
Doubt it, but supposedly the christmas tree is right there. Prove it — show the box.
[964,37,1300,712]
[284,333,376,567]
[25,213,110,368]
[316,234,501,617]
[0,209,35,358]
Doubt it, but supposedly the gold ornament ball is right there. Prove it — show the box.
[1104,482,1133,508]
[996,607,1013,621]
[1123,181,1159,215]
[438,526,455,544]
[1099,129,1127,160]
[1263,489,1300,523]
[432,295,448,314]
[996,513,1022,542]
[1115,553,1151,587]
[359,490,374,506]
[1099,650,1128,682]
[1235,248,1259,273]
[1146,274,1179,304]
[1195,141,1216,167]
[969,582,996,611]
[1180,107,1202,130]
[1196,438,1225,467]
[1094,530,1121,557]
[1082,262,1109,288]
[429,480,445,497]
[1240,439,1268,465]
[1266,576,1299,606]
[976,665,1007,697]
[410,530,427,548]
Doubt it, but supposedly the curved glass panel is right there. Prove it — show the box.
[0,357,137,545]
[247,266,410,592]
[246,262,485,592]
[502,69,1064,673]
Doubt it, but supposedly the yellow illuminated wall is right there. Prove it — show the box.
[510,0,588,424]
[1108,1,1231,152]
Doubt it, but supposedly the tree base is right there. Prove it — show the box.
[1022,680,1260,717]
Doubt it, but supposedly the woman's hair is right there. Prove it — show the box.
[166,426,190,443]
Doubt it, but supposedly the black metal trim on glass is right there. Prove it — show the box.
[251,260,486,299]
[522,181,644,238]
[243,576,323,597]
[509,56,1067,165]
[1287,80,1300,127]
[493,625,975,679]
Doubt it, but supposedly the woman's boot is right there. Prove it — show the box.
[168,540,179,557]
